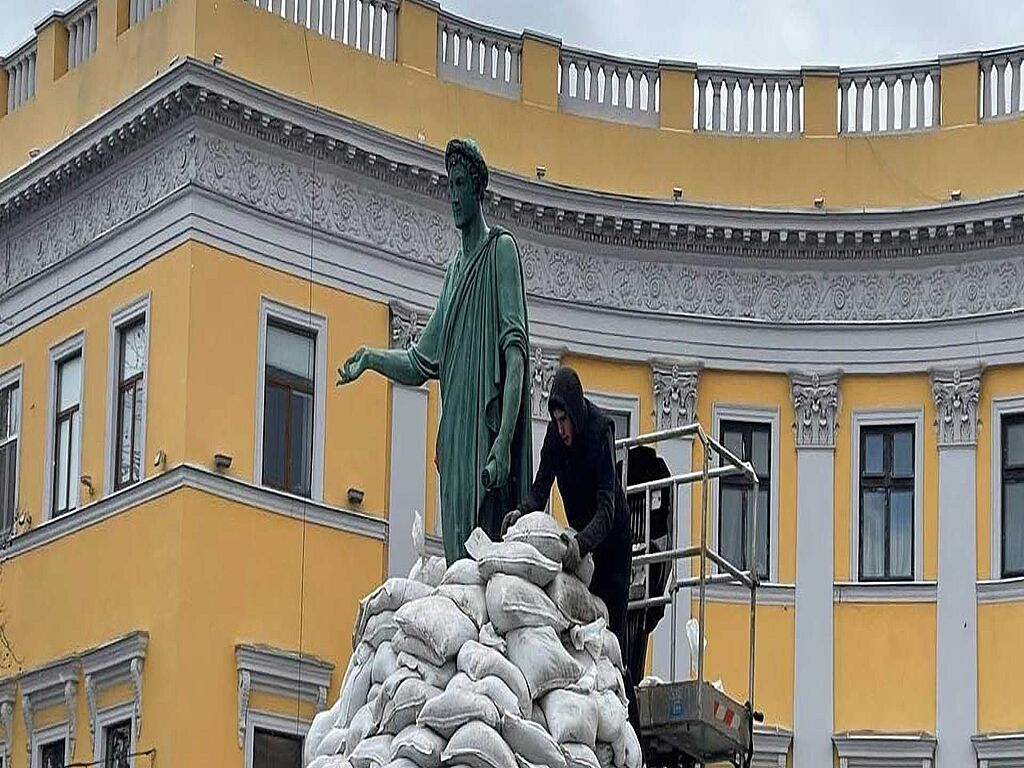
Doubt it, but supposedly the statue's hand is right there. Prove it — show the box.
[337,347,370,385]
[482,435,511,490]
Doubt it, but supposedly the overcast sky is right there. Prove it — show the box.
[2,0,1023,68]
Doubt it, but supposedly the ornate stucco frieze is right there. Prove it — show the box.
[931,367,982,446]
[651,361,699,431]
[529,345,563,420]
[790,372,841,449]
[389,302,430,350]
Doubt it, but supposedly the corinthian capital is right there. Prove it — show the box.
[389,301,429,350]
[931,367,981,447]
[790,371,841,449]
[529,345,563,420]
[651,361,699,431]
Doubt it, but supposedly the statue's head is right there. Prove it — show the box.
[444,138,488,230]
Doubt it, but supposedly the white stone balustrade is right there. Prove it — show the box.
[695,68,801,135]
[558,47,659,127]
[839,63,940,133]
[129,0,171,27]
[436,11,521,99]
[4,42,36,114]
[248,0,399,58]
[66,0,99,71]
[980,46,1024,120]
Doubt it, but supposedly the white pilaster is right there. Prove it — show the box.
[932,367,980,768]
[791,371,840,768]
[529,345,562,510]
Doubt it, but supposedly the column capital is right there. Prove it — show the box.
[790,371,841,449]
[529,344,563,420]
[388,301,429,350]
[931,367,982,447]
[651,360,700,432]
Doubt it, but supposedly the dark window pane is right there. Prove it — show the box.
[104,719,132,768]
[755,486,770,578]
[117,386,135,487]
[263,384,289,489]
[861,490,886,579]
[892,430,914,478]
[253,727,303,768]
[288,390,313,497]
[750,428,770,477]
[1,442,16,536]
[40,740,66,768]
[719,486,745,569]
[890,490,914,579]
[1004,481,1024,577]
[56,419,71,513]
[0,382,17,439]
[1007,420,1024,468]
[863,431,884,475]
[723,427,744,463]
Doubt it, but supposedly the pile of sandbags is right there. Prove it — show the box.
[305,511,642,768]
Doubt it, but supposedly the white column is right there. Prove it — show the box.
[386,303,429,577]
[528,344,562,512]
[791,372,840,768]
[932,368,981,768]
[649,361,700,681]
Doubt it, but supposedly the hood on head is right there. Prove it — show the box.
[548,366,587,436]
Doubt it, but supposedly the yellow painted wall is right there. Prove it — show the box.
[834,603,936,730]
[834,375,938,582]
[978,602,1024,731]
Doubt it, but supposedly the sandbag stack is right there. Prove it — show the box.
[305,512,642,768]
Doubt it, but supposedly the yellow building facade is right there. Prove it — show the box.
[1,1,1023,767]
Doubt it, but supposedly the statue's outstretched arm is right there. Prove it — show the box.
[338,301,444,388]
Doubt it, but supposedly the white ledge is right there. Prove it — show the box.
[702,582,795,606]
[834,731,937,767]
[973,732,1024,764]
[833,581,937,603]
[977,577,1024,604]
[753,725,793,768]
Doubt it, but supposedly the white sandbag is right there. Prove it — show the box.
[531,702,547,729]
[397,653,457,689]
[368,683,383,702]
[350,735,394,768]
[463,528,494,560]
[547,572,604,625]
[592,595,610,624]
[575,554,595,588]
[379,667,420,704]
[500,711,567,768]
[594,743,616,768]
[372,642,400,684]
[456,641,532,715]
[504,511,567,562]
[356,580,435,645]
[541,690,599,748]
[383,760,421,768]
[435,584,488,629]
[309,757,353,768]
[506,626,584,700]
[307,699,343,764]
[416,689,500,739]
[602,629,624,670]
[409,556,446,587]
[623,726,642,768]
[478,623,506,653]
[486,574,568,635]
[595,658,628,705]
[440,558,484,586]
[441,722,517,768]
[339,646,376,729]
[345,702,381,756]
[568,619,607,660]
[379,678,442,735]
[593,690,627,744]
[389,725,446,768]
[447,673,521,716]
[392,629,446,668]
[394,596,477,664]
[318,727,347,757]
[478,541,561,587]
[363,611,399,648]
[563,744,601,768]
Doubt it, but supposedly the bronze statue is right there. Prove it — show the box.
[338,138,532,563]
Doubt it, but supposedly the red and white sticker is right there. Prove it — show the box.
[712,699,737,729]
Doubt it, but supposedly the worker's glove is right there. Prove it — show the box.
[561,531,582,572]
[500,509,522,538]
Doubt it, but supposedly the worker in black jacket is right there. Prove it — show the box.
[502,366,635,716]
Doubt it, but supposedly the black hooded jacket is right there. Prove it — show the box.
[519,367,632,594]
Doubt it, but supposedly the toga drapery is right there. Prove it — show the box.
[406,225,533,562]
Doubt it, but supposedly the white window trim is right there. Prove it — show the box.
[0,366,23,537]
[710,404,781,583]
[849,409,925,583]
[94,701,136,768]
[243,710,308,768]
[991,396,1024,580]
[104,295,151,496]
[42,332,86,522]
[253,297,327,501]
[30,723,68,768]
[585,390,641,444]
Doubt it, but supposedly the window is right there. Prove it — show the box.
[38,739,65,768]
[1002,413,1024,578]
[859,425,915,581]
[114,320,146,490]
[102,719,132,768]
[253,728,303,768]
[262,322,315,497]
[0,374,20,539]
[52,351,83,517]
[718,420,771,579]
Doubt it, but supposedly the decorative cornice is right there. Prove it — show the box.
[20,657,79,756]
[81,632,148,749]
[833,732,937,768]
[235,643,333,748]
[753,726,793,768]
[704,582,795,606]
[530,344,563,420]
[931,367,982,446]
[791,371,841,449]
[973,732,1024,765]
[0,681,12,762]
[977,577,1024,604]
[651,360,699,432]
[833,581,938,603]
[389,301,430,350]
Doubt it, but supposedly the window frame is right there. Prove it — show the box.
[997,405,1024,579]
[857,424,916,582]
[243,710,308,768]
[254,298,327,502]
[850,409,925,583]
[711,405,780,583]
[0,367,23,541]
[105,296,151,496]
[718,419,773,580]
[94,701,136,768]
[585,390,640,455]
[43,332,86,522]
[30,723,68,768]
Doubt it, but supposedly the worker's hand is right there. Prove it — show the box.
[482,435,511,490]
[561,531,582,572]
[500,509,522,538]
[337,347,370,385]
